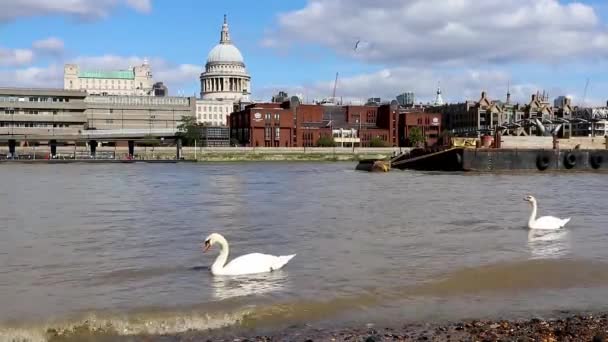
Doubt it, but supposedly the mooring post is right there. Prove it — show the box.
[50,140,57,159]
[8,139,16,159]
[89,140,98,159]
[128,140,135,159]
[176,138,182,160]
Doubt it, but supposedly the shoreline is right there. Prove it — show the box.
[43,312,608,341]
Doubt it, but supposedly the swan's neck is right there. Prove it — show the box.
[211,237,229,274]
[528,201,538,227]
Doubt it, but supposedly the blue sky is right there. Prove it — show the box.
[1,0,608,106]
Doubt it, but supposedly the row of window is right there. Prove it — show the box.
[0,96,72,103]
[264,127,281,140]
[0,122,71,128]
[197,106,231,113]
[197,114,227,120]
[86,96,189,106]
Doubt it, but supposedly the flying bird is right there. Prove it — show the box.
[354,39,361,51]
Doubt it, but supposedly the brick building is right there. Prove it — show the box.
[401,111,442,146]
[379,104,442,147]
[229,98,397,147]
[229,103,293,147]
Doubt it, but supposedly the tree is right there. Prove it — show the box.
[316,135,336,147]
[408,127,425,147]
[369,136,388,147]
[176,115,200,146]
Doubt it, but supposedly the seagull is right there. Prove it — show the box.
[354,39,361,51]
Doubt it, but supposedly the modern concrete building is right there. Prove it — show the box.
[84,95,196,131]
[0,87,87,137]
[64,60,154,96]
[396,92,415,107]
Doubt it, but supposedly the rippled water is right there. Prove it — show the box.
[1,163,607,340]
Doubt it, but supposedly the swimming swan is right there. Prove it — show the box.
[524,195,571,230]
[202,233,296,276]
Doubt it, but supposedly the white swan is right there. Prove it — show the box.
[202,233,296,276]
[524,195,571,230]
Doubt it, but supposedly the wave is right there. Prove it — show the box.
[5,258,608,341]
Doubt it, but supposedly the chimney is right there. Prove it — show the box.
[481,91,487,98]
[531,94,537,101]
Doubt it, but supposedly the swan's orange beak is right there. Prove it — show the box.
[202,241,211,253]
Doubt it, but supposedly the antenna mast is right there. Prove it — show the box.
[332,72,339,104]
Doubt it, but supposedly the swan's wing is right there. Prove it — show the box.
[223,253,294,275]
[534,216,569,229]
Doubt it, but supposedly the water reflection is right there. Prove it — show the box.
[210,271,288,300]
[527,229,571,259]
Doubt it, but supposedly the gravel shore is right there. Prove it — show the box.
[46,312,608,341]
[166,313,608,342]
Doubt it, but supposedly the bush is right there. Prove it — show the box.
[408,127,425,147]
[316,135,336,147]
[369,136,388,147]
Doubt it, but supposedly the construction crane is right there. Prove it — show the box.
[332,72,339,104]
[582,78,590,107]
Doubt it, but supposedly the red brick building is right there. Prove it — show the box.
[230,100,398,147]
[402,111,442,146]
[229,103,293,147]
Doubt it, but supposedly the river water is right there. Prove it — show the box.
[1,162,607,341]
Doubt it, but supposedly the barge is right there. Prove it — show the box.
[357,147,607,172]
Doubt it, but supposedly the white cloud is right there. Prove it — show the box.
[68,55,201,94]
[0,65,63,88]
[266,0,608,65]
[0,0,152,22]
[0,54,201,96]
[32,37,65,55]
[256,66,555,106]
[0,47,34,66]
[0,37,64,67]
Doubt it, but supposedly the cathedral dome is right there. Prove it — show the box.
[207,44,244,65]
[205,15,245,66]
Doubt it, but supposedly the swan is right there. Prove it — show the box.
[524,195,571,230]
[202,233,296,276]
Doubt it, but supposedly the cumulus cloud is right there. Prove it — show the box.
[0,47,34,66]
[0,65,64,88]
[32,37,65,55]
[0,54,201,95]
[0,37,64,67]
[256,66,562,106]
[266,0,608,65]
[0,0,152,22]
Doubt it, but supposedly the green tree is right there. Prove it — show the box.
[316,135,336,147]
[408,127,425,147]
[369,136,388,147]
[176,115,200,146]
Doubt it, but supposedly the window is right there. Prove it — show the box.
[275,127,280,140]
[265,127,271,140]
[274,113,280,121]
[265,113,271,120]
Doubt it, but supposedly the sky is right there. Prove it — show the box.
[1,0,608,106]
